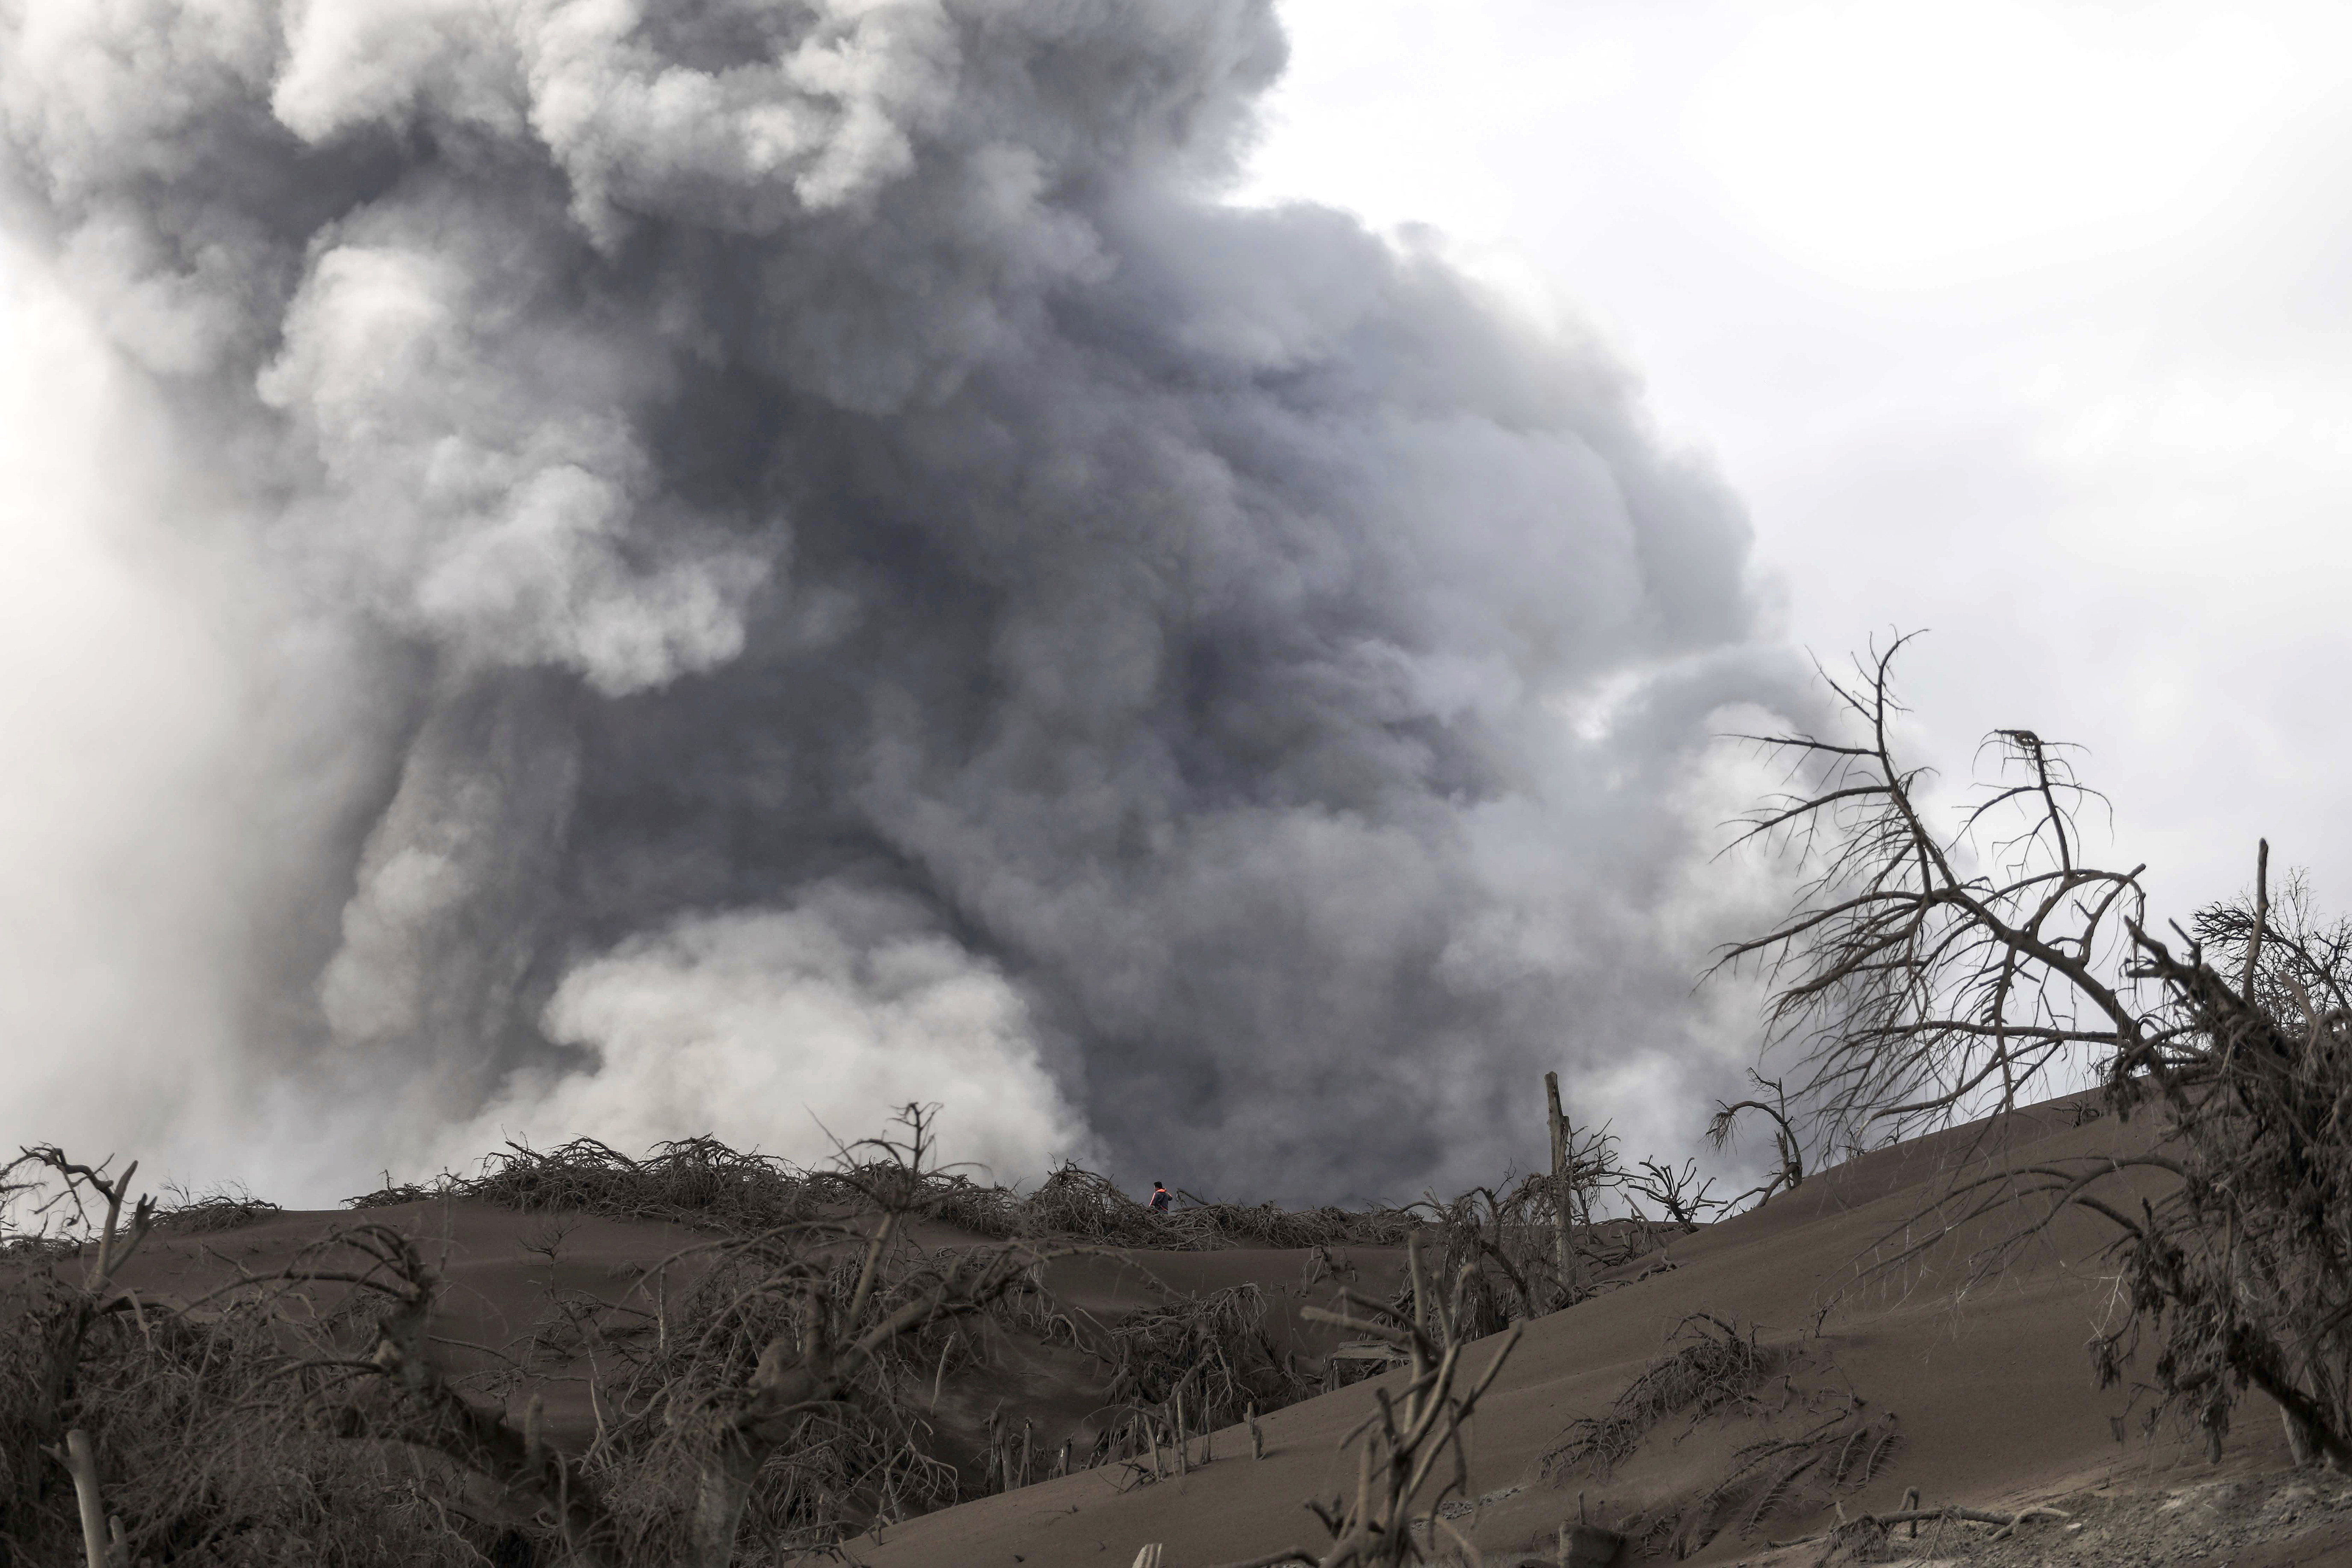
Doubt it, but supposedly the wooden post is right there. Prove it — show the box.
[1547,1072,1584,1305]
[1406,1231,1430,1387]
[2243,838,2270,1002]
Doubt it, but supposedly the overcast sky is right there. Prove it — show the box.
[1247,0,2352,921]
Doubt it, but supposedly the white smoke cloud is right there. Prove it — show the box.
[445,885,1089,1181]
[258,218,770,693]
[0,0,1796,1204]
[0,239,257,1171]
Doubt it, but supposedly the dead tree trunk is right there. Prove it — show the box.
[59,1429,106,1568]
[1546,1072,1584,1305]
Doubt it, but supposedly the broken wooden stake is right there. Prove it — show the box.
[1547,1071,1585,1305]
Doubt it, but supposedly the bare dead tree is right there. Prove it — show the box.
[4,1152,536,1563]
[136,1106,1060,1565]
[679,1105,1047,1568]
[2089,904,2352,1469]
[1723,636,2352,1469]
[202,1219,634,1561]
[681,1242,1035,1567]
[1708,1072,1806,1208]
[1717,635,2150,1160]
[1625,1159,1726,1231]
[1393,1118,1635,1340]
[1206,1232,1523,1568]
[0,1149,157,1568]
[1400,1187,1538,1342]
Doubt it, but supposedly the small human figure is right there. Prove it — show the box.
[1148,1181,1173,1213]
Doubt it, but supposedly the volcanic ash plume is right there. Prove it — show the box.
[0,0,1785,1201]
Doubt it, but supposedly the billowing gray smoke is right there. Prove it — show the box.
[0,0,1786,1202]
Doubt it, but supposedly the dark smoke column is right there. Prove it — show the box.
[0,0,1781,1202]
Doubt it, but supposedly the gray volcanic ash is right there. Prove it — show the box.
[0,0,1787,1200]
